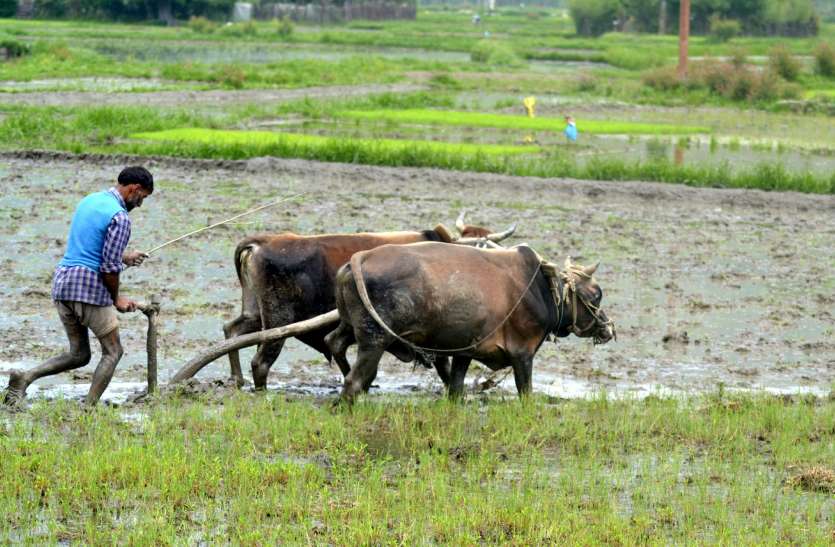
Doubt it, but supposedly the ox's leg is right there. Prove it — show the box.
[432,355,452,387]
[324,322,355,378]
[341,346,385,404]
[511,357,534,398]
[223,312,261,388]
[251,298,294,390]
[447,356,471,400]
[296,328,334,366]
[251,339,285,390]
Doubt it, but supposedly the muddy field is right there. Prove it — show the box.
[0,151,833,403]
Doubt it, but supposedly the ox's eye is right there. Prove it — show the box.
[594,288,603,303]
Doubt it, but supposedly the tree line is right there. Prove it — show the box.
[1,0,422,21]
[0,0,237,22]
[570,0,821,37]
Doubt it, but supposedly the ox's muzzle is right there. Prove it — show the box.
[592,309,616,345]
[571,298,615,345]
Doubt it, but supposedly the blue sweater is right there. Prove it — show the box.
[564,122,578,142]
[60,190,126,272]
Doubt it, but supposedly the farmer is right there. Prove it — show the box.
[564,115,578,142]
[4,167,154,406]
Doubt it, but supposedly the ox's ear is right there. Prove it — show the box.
[582,262,599,277]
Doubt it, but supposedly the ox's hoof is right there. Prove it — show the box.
[228,375,247,389]
[330,396,353,413]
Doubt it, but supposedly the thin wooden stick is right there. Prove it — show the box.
[144,192,305,255]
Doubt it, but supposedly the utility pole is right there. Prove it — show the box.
[677,0,690,78]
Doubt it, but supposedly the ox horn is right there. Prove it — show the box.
[582,262,599,277]
[564,256,573,270]
[455,211,467,234]
[486,223,517,242]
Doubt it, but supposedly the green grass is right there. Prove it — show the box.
[132,127,541,156]
[0,16,833,109]
[125,127,832,194]
[125,116,831,194]
[0,42,412,88]
[0,393,832,543]
[805,89,835,99]
[0,104,830,193]
[338,109,712,135]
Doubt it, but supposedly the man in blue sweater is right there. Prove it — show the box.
[564,115,578,143]
[5,166,154,406]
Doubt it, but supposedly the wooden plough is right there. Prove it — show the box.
[170,310,340,383]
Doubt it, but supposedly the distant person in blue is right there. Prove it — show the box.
[564,115,578,142]
[4,167,154,407]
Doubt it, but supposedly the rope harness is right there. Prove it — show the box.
[350,247,615,357]
[543,261,617,345]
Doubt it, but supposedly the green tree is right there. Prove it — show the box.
[0,0,17,17]
[621,0,661,32]
[569,0,620,36]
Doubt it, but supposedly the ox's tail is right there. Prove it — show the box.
[233,238,259,287]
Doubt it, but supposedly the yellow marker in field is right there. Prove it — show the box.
[523,96,536,118]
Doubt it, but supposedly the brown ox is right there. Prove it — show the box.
[223,215,512,389]
[326,242,615,403]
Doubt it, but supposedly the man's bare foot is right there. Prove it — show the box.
[4,370,28,407]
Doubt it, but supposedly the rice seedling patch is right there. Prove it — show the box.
[131,127,541,157]
[337,109,712,135]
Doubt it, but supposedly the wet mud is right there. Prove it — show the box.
[0,151,832,402]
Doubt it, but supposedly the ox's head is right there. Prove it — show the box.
[555,257,615,344]
[454,211,516,242]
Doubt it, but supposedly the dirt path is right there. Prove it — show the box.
[0,83,425,107]
[1,151,832,402]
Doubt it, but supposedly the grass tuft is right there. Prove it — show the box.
[786,466,835,493]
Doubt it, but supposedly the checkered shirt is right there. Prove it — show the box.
[51,188,132,306]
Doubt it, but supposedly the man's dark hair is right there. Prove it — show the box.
[117,166,154,193]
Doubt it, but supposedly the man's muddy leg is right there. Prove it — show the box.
[5,319,91,405]
[84,328,124,405]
